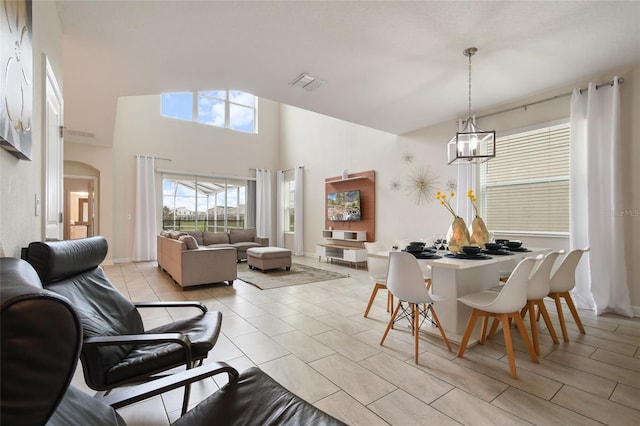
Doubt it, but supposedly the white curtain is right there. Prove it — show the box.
[293,166,304,256]
[455,163,476,225]
[133,155,157,261]
[256,169,273,246]
[276,171,285,247]
[570,78,632,317]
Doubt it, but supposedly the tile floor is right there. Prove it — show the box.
[72,256,640,425]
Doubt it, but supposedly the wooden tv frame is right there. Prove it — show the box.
[324,170,375,242]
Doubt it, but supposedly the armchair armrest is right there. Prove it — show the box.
[134,301,208,313]
[98,362,239,409]
[254,236,269,246]
[84,333,193,366]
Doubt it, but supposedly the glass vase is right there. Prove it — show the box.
[448,216,471,253]
[470,216,490,248]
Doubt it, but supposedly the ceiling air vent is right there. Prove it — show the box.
[289,73,326,92]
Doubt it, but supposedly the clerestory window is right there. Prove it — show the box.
[161,90,257,134]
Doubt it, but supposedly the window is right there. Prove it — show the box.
[161,90,257,133]
[284,179,295,232]
[480,121,570,234]
[162,174,253,232]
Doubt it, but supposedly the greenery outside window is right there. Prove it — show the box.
[284,179,295,232]
[162,174,252,232]
[161,90,257,133]
[480,121,570,234]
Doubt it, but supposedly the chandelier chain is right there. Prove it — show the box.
[468,50,473,119]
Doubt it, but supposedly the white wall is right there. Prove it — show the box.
[106,95,281,262]
[280,65,640,311]
[0,1,62,257]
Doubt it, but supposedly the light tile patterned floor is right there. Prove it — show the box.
[72,257,640,425]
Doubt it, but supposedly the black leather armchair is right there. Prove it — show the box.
[25,236,223,414]
[1,256,346,426]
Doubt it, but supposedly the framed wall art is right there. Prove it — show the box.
[0,0,33,160]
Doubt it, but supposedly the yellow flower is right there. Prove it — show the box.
[467,190,479,216]
[437,190,457,217]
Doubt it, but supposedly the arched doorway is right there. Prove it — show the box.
[64,161,99,240]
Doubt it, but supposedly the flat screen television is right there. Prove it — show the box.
[327,190,361,221]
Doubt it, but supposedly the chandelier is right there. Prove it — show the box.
[447,47,496,165]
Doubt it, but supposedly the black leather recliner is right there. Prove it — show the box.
[1,256,346,425]
[25,236,223,414]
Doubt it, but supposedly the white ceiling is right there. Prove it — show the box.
[56,0,640,146]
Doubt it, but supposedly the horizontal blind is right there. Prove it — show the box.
[481,122,570,233]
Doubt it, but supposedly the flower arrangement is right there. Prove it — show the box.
[467,189,490,247]
[436,191,458,217]
[467,189,479,217]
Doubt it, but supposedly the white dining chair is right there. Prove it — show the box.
[364,242,393,317]
[397,238,433,289]
[489,251,563,354]
[457,257,539,379]
[547,248,590,342]
[380,251,451,364]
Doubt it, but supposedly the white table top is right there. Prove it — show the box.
[369,247,548,270]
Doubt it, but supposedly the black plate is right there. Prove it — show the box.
[508,247,531,252]
[482,249,513,256]
[446,253,492,260]
[412,253,442,259]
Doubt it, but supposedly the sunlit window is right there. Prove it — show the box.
[161,90,257,133]
[480,121,570,234]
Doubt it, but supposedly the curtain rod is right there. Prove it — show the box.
[279,165,305,173]
[475,77,624,121]
[136,154,171,161]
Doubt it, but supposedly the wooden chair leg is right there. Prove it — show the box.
[536,299,559,344]
[563,292,586,334]
[551,293,570,342]
[380,301,402,345]
[364,283,384,318]
[428,305,452,352]
[457,309,480,358]
[425,278,432,291]
[487,317,501,339]
[513,312,538,364]
[526,300,540,355]
[386,291,394,313]
[413,304,420,363]
[479,316,489,345]
[500,314,518,379]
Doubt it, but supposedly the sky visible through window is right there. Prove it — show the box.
[161,90,255,133]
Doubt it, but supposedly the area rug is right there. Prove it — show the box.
[236,262,348,290]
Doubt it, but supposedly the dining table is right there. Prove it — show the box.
[369,247,549,345]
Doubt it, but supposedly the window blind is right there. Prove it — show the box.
[480,122,570,233]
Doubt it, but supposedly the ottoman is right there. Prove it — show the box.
[246,247,292,272]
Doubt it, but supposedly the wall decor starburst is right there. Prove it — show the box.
[402,152,414,164]
[405,166,440,205]
[390,180,401,191]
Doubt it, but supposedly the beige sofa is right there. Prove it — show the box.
[183,229,269,261]
[157,234,237,288]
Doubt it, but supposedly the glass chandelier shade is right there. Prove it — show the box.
[447,47,496,165]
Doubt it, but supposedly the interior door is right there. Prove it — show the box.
[44,56,64,240]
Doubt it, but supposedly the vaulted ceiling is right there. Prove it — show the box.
[56,1,640,146]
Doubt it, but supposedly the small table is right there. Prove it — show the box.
[369,248,548,345]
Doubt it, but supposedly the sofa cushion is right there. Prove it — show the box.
[203,232,230,245]
[179,235,199,250]
[184,230,204,245]
[229,228,256,244]
[233,241,262,252]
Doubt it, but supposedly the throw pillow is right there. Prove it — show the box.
[179,235,199,250]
